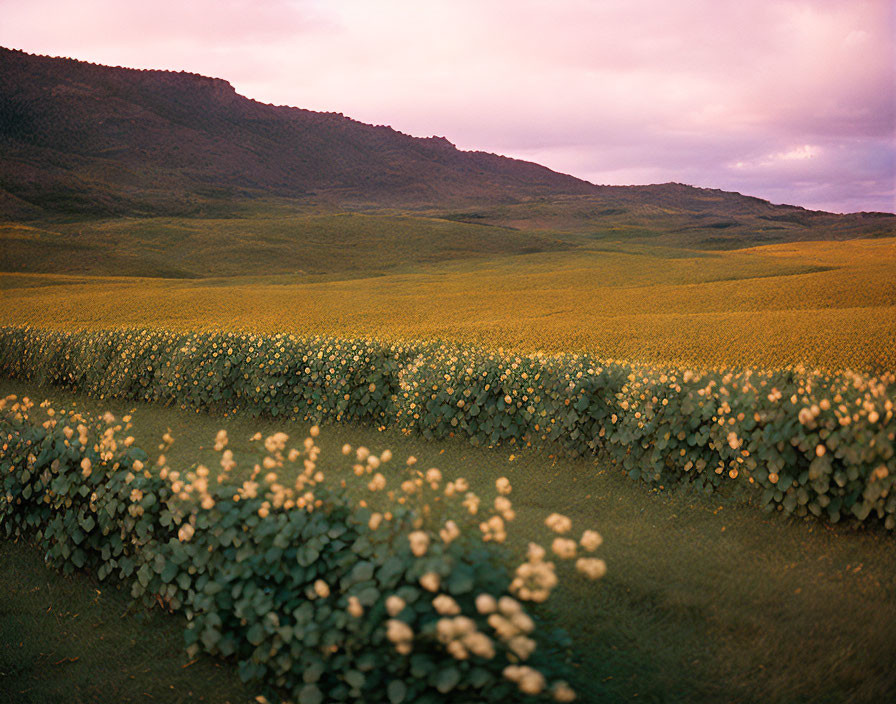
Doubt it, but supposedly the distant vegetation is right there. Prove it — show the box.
[0,208,573,279]
[3,236,893,371]
[2,48,893,376]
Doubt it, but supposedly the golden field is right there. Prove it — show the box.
[2,237,894,371]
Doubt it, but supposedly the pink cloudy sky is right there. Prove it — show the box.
[2,0,893,213]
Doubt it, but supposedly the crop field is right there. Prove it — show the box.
[2,231,894,370]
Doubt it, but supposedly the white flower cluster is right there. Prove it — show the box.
[552,537,577,559]
[439,519,460,544]
[503,665,545,695]
[576,557,607,580]
[510,543,558,602]
[480,514,507,543]
[545,513,572,534]
[580,529,603,551]
[479,595,537,660]
[436,614,495,660]
[408,530,430,557]
[386,619,414,655]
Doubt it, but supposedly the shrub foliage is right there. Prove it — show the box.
[1,397,601,702]
[0,326,894,527]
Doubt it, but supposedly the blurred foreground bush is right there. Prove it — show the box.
[1,395,605,702]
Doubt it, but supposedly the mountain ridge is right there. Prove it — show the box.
[0,44,893,250]
[0,46,603,217]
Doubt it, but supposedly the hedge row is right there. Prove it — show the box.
[0,326,894,528]
[1,396,591,703]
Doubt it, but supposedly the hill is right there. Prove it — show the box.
[431,188,896,250]
[0,46,892,269]
[0,46,596,217]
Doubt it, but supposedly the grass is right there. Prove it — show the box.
[2,236,894,370]
[429,191,896,249]
[0,540,256,704]
[0,209,573,280]
[3,379,896,704]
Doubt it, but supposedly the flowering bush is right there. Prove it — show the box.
[0,326,894,527]
[1,396,604,703]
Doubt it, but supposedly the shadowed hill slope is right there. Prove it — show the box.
[0,47,596,216]
[0,46,892,251]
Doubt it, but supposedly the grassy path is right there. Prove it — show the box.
[2,380,895,703]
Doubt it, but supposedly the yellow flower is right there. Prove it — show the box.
[420,572,441,592]
[347,596,363,618]
[386,595,406,617]
[552,681,577,702]
[475,593,497,614]
[432,594,461,615]
[580,530,603,552]
[439,520,460,544]
[178,523,195,542]
[545,513,572,534]
[408,530,430,557]
[575,557,607,580]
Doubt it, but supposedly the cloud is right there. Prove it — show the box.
[732,145,821,171]
[0,0,892,212]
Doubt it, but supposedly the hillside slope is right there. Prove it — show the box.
[0,46,892,249]
[0,47,596,216]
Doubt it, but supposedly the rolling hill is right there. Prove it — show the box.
[0,45,893,277]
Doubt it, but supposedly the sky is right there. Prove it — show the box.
[2,0,893,213]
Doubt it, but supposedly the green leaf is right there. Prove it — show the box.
[387,680,407,703]
[246,623,265,646]
[469,667,491,688]
[298,684,323,704]
[200,628,221,649]
[345,670,365,689]
[410,654,436,678]
[303,661,324,683]
[137,563,151,588]
[446,565,475,595]
[351,561,375,583]
[434,666,460,694]
[378,556,405,586]
[357,586,380,607]
[161,560,178,584]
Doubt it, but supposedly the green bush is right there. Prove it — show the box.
[1,397,592,703]
[0,326,893,528]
